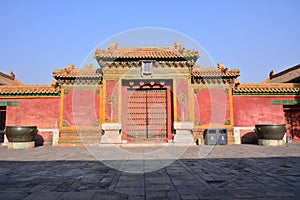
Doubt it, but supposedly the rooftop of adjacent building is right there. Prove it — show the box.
[0,71,23,86]
[265,64,300,83]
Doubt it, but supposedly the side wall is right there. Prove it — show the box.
[5,98,60,128]
[233,96,293,126]
[233,95,300,143]
[3,97,60,145]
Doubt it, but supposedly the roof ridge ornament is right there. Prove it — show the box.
[85,64,93,69]
[67,64,75,69]
[217,62,228,73]
[108,42,118,54]
[10,71,15,80]
[234,78,240,88]
[62,64,75,74]
[174,41,185,54]
[51,80,61,92]
[269,70,274,79]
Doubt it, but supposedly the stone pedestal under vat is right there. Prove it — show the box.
[101,123,122,144]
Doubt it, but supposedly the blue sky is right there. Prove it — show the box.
[0,0,299,84]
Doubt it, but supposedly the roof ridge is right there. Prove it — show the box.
[271,64,300,79]
[0,72,14,80]
[0,71,23,86]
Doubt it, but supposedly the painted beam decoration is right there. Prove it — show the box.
[271,100,300,105]
[0,101,20,106]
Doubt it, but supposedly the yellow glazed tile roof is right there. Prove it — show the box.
[0,85,58,95]
[94,43,199,60]
[233,83,300,94]
[192,67,240,77]
[53,65,102,79]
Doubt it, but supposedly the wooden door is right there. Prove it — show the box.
[284,105,300,140]
[125,89,167,139]
[0,106,6,143]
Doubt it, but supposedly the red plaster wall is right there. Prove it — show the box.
[63,90,74,125]
[4,98,60,128]
[194,88,230,125]
[233,96,293,126]
[64,89,100,126]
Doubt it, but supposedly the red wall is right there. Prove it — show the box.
[233,96,294,126]
[63,89,100,126]
[194,88,230,125]
[5,98,60,128]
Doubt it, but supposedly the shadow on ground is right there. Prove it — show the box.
[0,156,299,199]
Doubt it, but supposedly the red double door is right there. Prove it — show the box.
[284,105,300,141]
[123,88,172,141]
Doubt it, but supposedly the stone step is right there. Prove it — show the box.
[59,136,101,141]
[59,132,101,137]
[57,142,101,146]
[128,138,167,143]
[58,139,100,146]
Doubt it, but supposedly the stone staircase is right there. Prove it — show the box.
[128,137,168,143]
[58,127,102,146]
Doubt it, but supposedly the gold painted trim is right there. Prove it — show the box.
[188,79,194,123]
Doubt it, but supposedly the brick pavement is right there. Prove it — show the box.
[0,144,299,199]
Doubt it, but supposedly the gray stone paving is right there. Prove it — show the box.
[0,144,299,199]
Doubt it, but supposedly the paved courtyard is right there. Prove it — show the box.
[0,143,299,199]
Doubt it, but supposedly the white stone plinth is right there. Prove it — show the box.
[8,141,35,149]
[173,122,194,143]
[52,129,59,146]
[101,123,122,144]
[258,139,284,146]
[0,134,8,146]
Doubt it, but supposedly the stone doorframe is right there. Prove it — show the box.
[0,106,6,144]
